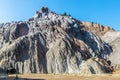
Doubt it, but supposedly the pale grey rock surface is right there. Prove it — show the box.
[102,31,120,68]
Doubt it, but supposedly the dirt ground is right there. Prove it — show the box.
[1,73,119,80]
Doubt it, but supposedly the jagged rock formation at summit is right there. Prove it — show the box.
[0,7,113,74]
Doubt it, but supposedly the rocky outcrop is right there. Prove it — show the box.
[80,22,114,36]
[0,7,113,74]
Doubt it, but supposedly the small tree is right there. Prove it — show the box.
[68,14,71,17]
[63,12,67,16]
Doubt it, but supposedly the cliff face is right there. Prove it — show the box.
[0,7,113,74]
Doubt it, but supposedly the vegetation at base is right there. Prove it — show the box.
[16,75,19,79]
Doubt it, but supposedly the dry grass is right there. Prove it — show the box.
[7,73,120,80]
[113,69,120,74]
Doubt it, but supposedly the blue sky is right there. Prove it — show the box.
[0,0,119,30]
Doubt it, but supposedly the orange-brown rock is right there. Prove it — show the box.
[80,21,114,36]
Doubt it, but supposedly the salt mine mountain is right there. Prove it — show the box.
[0,7,116,74]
